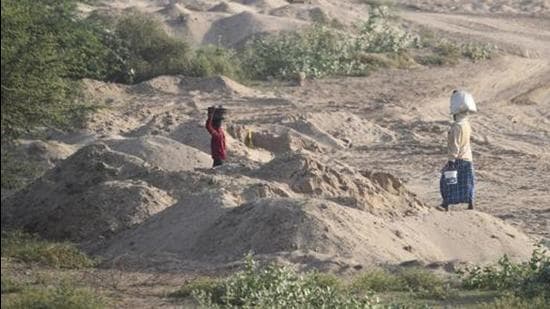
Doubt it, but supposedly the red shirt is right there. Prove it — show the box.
[205,118,227,160]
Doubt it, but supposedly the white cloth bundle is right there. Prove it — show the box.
[450,90,477,115]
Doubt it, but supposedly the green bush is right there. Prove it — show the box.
[114,11,191,83]
[459,245,550,299]
[169,277,224,302]
[475,294,549,309]
[461,42,496,62]
[1,231,96,269]
[418,39,496,66]
[242,7,417,80]
[176,255,379,308]
[1,283,104,309]
[351,268,404,292]
[1,0,119,141]
[188,46,243,80]
[351,267,450,299]
[1,276,22,294]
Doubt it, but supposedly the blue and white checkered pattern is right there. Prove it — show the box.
[440,160,475,205]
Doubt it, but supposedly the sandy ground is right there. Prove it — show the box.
[2,0,549,291]
[2,1,549,307]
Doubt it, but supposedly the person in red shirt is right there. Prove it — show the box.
[205,107,227,167]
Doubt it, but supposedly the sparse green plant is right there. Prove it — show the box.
[461,42,496,61]
[173,255,380,308]
[114,11,191,83]
[1,283,105,309]
[459,245,550,299]
[351,268,405,293]
[188,45,243,80]
[474,294,549,309]
[398,267,445,293]
[1,231,96,269]
[242,8,417,80]
[169,276,224,302]
[1,276,22,294]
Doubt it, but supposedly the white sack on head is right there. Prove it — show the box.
[450,90,477,115]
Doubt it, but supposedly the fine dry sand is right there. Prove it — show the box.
[3,0,549,280]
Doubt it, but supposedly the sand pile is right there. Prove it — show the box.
[304,112,396,147]
[192,198,534,266]
[2,137,536,271]
[11,140,78,170]
[234,0,289,12]
[202,11,306,46]
[252,152,424,214]
[179,75,257,96]
[106,135,212,171]
[208,1,255,13]
[2,143,175,242]
[249,125,327,154]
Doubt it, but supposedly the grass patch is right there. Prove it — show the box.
[351,268,404,292]
[473,294,549,309]
[1,231,96,269]
[1,275,23,294]
[1,283,105,309]
[459,244,550,300]
[168,276,224,302]
[417,39,496,66]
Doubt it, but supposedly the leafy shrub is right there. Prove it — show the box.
[351,268,404,292]
[1,0,121,141]
[475,294,549,309]
[351,267,450,300]
[242,7,417,80]
[1,231,96,269]
[114,11,191,83]
[398,268,445,293]
[175,255,379,308]
[461,42,496,61]
[417,39,496,66]
[1,283,104,309]
[169,277,224,302]
[1,276,22,294]
[460,245,550,299]
[188,46,243,80]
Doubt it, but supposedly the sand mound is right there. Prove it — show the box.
[202,11,306,46]
[208,1,255,13]
[180,198,534,267]
[3,142,536,271]
[252,152,424,214]
[13,140,78,170]
[179,75,257,96]
[305,112,396,147]
[132,75,255,96]
[248,125,327,154]
[234,0,289,11]
[157,2,192,19]
[2,143,175,241]
[106,135,212,171]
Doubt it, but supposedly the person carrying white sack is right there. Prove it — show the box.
[440,89,477,211]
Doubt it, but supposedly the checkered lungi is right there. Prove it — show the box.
[440,159,476,205]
